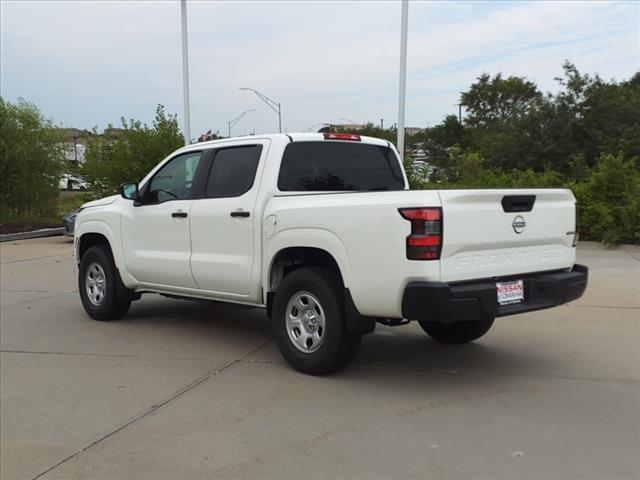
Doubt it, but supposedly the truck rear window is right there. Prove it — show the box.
[278,142,405,191]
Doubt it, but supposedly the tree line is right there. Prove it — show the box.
[1,61,638,242]
[338,62,639,244]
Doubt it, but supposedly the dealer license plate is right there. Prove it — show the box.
[496,280,524,306]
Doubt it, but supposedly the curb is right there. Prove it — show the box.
[0,227,66,243]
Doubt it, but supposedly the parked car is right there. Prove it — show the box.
[59,174,89,191]
[74,133,588,374]
[63,209,80,236]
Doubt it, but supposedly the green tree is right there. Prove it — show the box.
[551,62,640,169]
[82,105,184,195]
[461,73,543,129]
[417,115,467,180]
[459,73,547,171]
[0,97,63,224]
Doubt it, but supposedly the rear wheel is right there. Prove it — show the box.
[272,267,361,375]
[418,318,495,344]
[79,245,132,320]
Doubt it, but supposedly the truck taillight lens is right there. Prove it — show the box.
[399,207,442,260]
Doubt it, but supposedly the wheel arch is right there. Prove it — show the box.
[75,220,136,288]
[77,232,112,261]
[265,241,374,335]
[267,246,344,296]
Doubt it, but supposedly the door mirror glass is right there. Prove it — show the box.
[121,183,139,200]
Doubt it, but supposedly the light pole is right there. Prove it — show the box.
[397,0,409,159]
[454,103,463,123]
[180,0,191,145]
[239,88,281,133]
[228,109,255,137]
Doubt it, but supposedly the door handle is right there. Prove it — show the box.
[230,210,250,218]
[171,211,188,218]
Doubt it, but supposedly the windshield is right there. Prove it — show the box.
[278,141,405,191]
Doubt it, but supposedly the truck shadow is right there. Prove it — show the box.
[350,327,550,385]
[121,295,550,385]
[123,294,273,338]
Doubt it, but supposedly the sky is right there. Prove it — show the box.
[1,0,638,139]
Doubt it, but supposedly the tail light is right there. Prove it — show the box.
[323,132,361,141]
[399,207,442,260]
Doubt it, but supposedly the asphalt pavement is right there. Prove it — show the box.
[1,237,638,480]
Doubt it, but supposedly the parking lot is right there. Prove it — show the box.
[1,236,638,480]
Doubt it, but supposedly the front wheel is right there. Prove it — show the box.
[418,318,495,344]
[272,267,361,375]
[79,245,132,321]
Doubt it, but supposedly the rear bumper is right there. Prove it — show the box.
[402,264,588,323]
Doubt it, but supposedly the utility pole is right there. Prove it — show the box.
[397,0,409,159]
[180,0,191,145]
[381,118,384,130]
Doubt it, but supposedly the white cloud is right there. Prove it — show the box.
[1,0,637,137]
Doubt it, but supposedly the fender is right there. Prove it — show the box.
[263,227,353,293]
[75,219,137,289]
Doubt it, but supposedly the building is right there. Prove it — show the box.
[405,127,425,136]
[59,128,90,166]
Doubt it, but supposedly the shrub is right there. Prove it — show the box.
[406,151,639,244]
[572,154,640,244]
[0,98,64,224]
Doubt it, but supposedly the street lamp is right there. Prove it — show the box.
[239,88,281,133]
[228,109,255,137]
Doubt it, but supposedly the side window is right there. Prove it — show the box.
[146,152,202,203]
[205,145,262,198]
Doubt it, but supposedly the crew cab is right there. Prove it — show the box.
[74,133,588,374]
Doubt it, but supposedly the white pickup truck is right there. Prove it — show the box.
[75,132,588,374]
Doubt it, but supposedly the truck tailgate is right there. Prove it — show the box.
[438,189,576,283]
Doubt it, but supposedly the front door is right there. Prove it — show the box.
[121,151,203,288]
[189,143,267,295]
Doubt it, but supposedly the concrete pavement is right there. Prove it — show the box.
[1,237,639,479]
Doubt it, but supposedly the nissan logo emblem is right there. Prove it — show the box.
[512,215,526,234]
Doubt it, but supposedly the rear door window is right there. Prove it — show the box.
[205,145,263,198]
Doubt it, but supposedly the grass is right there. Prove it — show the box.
[0,191,97,234]
[57,191,95,217]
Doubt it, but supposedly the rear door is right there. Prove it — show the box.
[189,141,269,295]
[438,189,576,283]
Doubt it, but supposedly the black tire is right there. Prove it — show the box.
[79,245,132,321]
[272,267,361,375]
[418,317,495,344]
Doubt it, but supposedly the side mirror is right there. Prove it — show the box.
[120,183,139,201]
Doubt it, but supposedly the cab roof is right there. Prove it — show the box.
[185,132,394,150]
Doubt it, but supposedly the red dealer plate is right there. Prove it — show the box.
[496,280,524,306]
